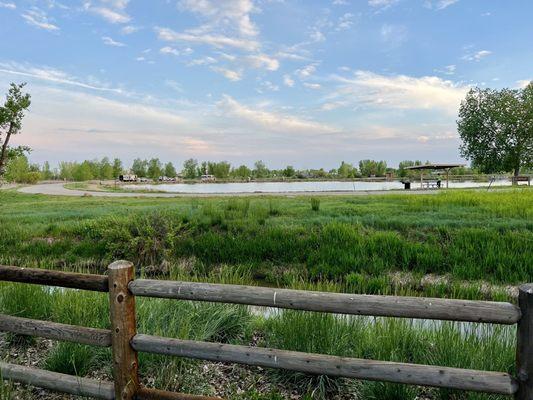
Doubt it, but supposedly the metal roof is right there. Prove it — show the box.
[404,163,466,170]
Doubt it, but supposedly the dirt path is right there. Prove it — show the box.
[16,182,442,198]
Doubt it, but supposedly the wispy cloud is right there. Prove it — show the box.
[159,46,181,56]
[424,0,460,10]
[155,27,259,52]
[121,25,141,34]
[462,49,491,62]
[210,66,242,81]
[83,1,131,24]
[283,75,295,87]
[245,54,279,71]
[217,95,336,134]
[102,36,126,47]
[368,0,399,10]
[21,8,59,31]
[0,2,16,9]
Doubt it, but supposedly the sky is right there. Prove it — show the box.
[0,0,532,170]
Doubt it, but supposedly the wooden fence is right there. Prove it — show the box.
[0,262,531,399]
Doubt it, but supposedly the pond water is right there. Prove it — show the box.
[125,179,511,194]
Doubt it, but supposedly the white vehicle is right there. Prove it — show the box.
[200,174,216,182]
[119,174,137,182]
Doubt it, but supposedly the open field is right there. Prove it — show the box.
[0,188,532,399]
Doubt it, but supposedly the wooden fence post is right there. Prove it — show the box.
[108,261,139,400]
[517,284,533,399]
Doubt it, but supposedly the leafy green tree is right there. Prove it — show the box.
[337,161,356,178]
[457,82,533,177]
[112,158,123,178]
[182,158,198,179]
[282,165,296,177]
[131,158,148,177]
[59,161,75,180]
[359,160,387,177]
[0,83,31,177]
[253,160,269,178]
[398,160,422,178]
[232,164,252,179]
[164,162,177,177]
[99,157,114,180]
[41,161,53,180]
[208,161,231,178]
[73,161,94,181]
[147,158,162,180]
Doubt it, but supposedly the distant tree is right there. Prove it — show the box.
[59,161,75,180]
[112,158,123,178]
[41,161,53,180]
[73,161,94,181]
[182,158,198,179]
[208,161,231,179]
[337,161,356,178]
[99,157,114,180]
[359,160,387,177]
[164,162,177,177]
[0,83,31,177]
[232,164,252,179]
[282,165,296,177]
[253,160,269,178]
[457,83,533,177]
[131,158,148,177]
[147,158,162,180]
[398,160,422,178]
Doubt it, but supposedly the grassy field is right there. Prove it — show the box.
[0,188,532,399]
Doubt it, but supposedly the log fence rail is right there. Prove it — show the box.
[0,263,531,399]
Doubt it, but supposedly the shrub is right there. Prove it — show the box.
[310,197,320,212]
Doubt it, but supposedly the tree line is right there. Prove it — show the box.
[1,155,484,184]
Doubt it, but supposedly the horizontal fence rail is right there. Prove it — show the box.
[0,263,532,399]
[132,334,518,395]
[0,361,114,399]
[129,279,521,324]
[0,314,111,347]
[0,265,108,292]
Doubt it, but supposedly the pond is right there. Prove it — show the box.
[124,179,511,194]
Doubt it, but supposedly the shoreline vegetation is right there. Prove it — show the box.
[0,188,531,399]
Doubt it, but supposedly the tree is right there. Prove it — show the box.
[147,158,162,180]
[73,161,94,181]
[0,83,31,177]
[131,158,148,177]
[182,158,198,179]
[398,160,422,178]
[337,161,356,178]
[41,161,53,180]
[112,158,123,178]
[282,165,295,177]
[253,160,269,178]
[232,164,252,179]
[164,162,177,177]
[359,160,387,177]
[99,157,114,180]
[208,161,231,179]
[457,83,533,177]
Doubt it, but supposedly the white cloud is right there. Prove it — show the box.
[295,64,317,79]
[368,0,399,9]
[159,46,180,56]
[121,25,141,34]
[462,49,491,62]
[155,27,259,51]
[332,0,349,5]
[283,75,295,87]
[210,66,242,81]
[0,62,127,95]
[188,56,218,66]
[336,13,355,31]
[327,71,469,114]
[178,0,258,37]
[310,30,325,42]
[424,0,459,10]
[21,8,59,31]
[516,80,532,89]
[245,54,279,71]
[380,24,407,46]
[417,135,430,143]
[0,2,16,9]
[102,36,126,47]
[217,95,336,134]
[86,6,130,23]
[303,82,321,89]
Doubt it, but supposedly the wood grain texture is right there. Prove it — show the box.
[109,260,139,400]
[132,334,518,395]
[0,265,108,292]
[136,387,222,400]
[129,279,520,324]
[0,313,111,346]
[516,284,533,399]
[0,361,114,399]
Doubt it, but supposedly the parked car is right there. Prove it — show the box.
[119,174,137,182]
